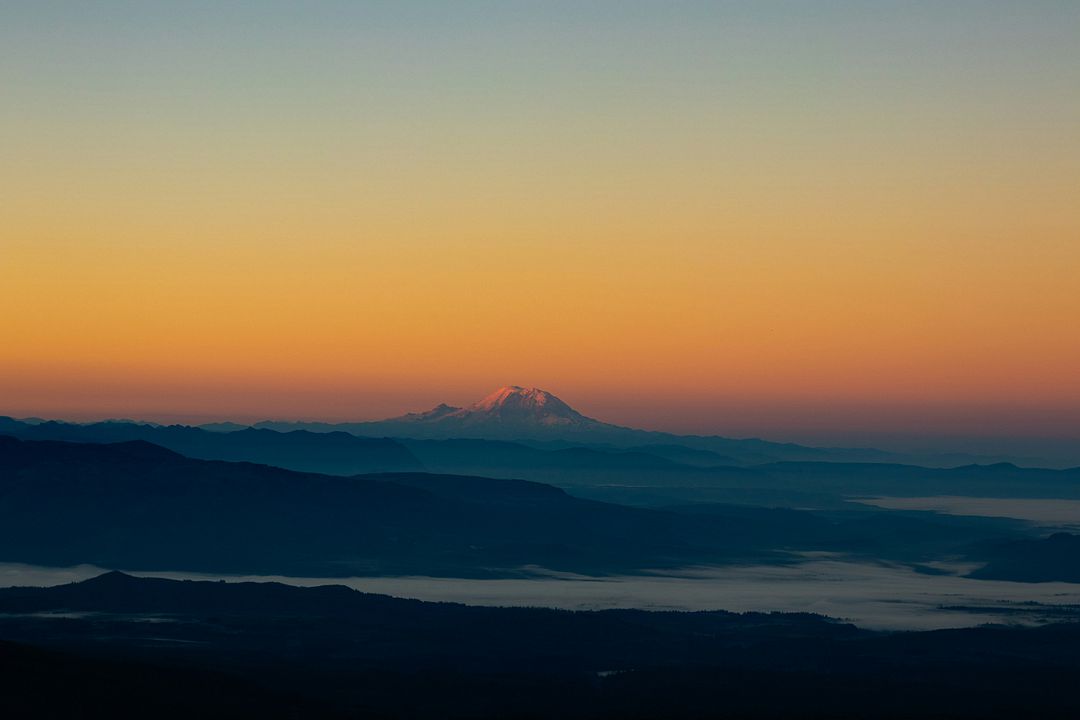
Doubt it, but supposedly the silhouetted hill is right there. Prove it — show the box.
[0,570,401,616]
[0,416,423,474]
[629,442,741,467]
[0,639,328,719]
[395,438,1080,509]
[0,571,856,676]
[4,573,1080,718]
[970,533,1080,582]
[399,437,767,491]
[0,436,792,576]
[5,416,1065,510]
[0,436,1026,576]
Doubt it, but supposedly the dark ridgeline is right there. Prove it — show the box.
[971,532,1080,582]
[0,434,767,576]
[4,414,1079,511]
[0,435,1035,578]
[3,572,1080,718]
[0,415,424,475]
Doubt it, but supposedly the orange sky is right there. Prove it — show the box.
[2,3,1078,438]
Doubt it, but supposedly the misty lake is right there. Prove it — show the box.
[4,558,1080,632]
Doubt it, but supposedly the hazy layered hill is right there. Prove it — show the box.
[5,573,1080,718]
[0,435,783,576]
[971,533,1080,583]
[0,416,787,505]
[0,416,423,475]
[0,435,1030,576]
[3,415,1077,510]
[0,415,775,503]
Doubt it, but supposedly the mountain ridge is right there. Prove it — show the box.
[3,386,1041,467]
[244,386,1015,467]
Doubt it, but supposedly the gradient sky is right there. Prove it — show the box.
[2,1,1079,441]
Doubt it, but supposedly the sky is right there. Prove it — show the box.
[2,1,1079,442]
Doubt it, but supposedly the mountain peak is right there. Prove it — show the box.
[466,386,586,424]
[398,403,462,423]
[386,386,598,433]
[473,386,563,411]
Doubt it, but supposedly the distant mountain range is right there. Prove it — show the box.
[218,385,1018,467]
[3,406,1076,510]
[0,415,422,476]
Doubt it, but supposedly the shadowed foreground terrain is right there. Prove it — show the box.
[971,533,1080,582]
[4,431,1079,717]
[3,572,1080,719]
[0,435,785,576]
[0,435,1036,577]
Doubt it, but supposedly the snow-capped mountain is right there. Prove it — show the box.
[246,386,930,465]
[391,386,599,430]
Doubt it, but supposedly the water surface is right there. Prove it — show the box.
[4,559,1080,631]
